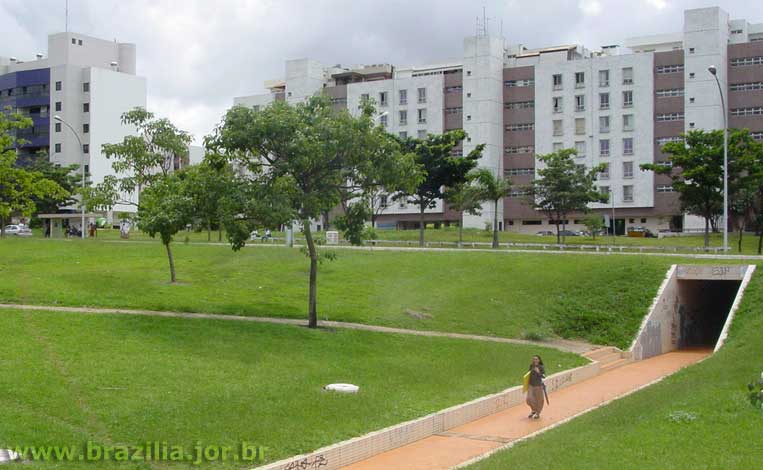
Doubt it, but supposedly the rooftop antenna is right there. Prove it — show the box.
[475,6,495,37]
[65,0,69,32]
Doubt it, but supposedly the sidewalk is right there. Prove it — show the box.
[342,349,710,470]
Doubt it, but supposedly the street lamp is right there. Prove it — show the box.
[707,65,728,252]
[53,115,86,239]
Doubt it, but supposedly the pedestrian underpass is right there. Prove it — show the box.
[631,264,756,360]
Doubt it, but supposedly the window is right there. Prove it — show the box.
[689,73,695,79]
[623,137,634,155]
[623,161,634,178]
[417,108,427,123]
[379,91,388,106]
[505,168,535,176]
[622,90,633,107]
[575,72,585,88]
[71,38,76,44]
[417,87,427,103]
[575,118,585,135]
[623,114,634,131]
[657,136,684,145]
[575,95,585,111]
[445,107,463,115]
[417,129,427,139]
[730,107,763,117]
[521,220,543,225]
[361,93,370,103]
[55,101,62,112]
[599,139,610,157]
[380,114,388,127]
[505,100,534,109]
[656,184,675,193]
[553,74,563,90]
[55,122,62,132]
[444,86,462,94]
[599,163,610,179]
[83,82,90,93]
[55,81,62,91]
[689,48,695,54]
[599,69,609,87]
[553,120,563,136]
[505,145,534,154]
[506,123,534,131]
[553,96,563,113]
[751,132,763,141]
[399,110,407,125]
[730,82,763,92]
[82,144,89,154]
[656,64,683,74]
[656,88,685,97]
[504,79,534,87]
[599,93,609,110]
[399,89,407,105]
[399,131,407,139]
[83,103,89,113]
[55,143,61,153]
[78,39,82,46]
[83,123,89,133]
[622,67,633,85]
[656,113,684,122]
[730,56,763,67]
[599,115,610,133]
[623,185,634,202]
[380,195,389,209]
[600,186,611,198]
[575,141,586,157]
[553,142,563,152]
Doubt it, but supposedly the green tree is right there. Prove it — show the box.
[0,111,68,237]
[526,148,606,244]
[27,152,82,220]
[396,131,483,247]
[136,173,194,283]
[472,168,512,249]
[582,214,606,240]
[183,160,238,241]
[641,129,754,249]
[446,180,482,247]
[207,96,420,328]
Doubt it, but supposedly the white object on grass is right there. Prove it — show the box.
[324,383,359,393]
[0,449,20,464]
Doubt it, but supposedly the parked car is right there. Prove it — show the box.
[627,226,657,238]
[558,230,580,237]
[4,224,32,237]
[535,230,554,236]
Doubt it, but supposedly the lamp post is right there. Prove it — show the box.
[53,115,86,239]
[707,65,728,252]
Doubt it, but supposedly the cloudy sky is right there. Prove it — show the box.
[1,0,760,144]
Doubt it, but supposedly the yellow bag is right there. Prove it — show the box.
[522,371,531,393]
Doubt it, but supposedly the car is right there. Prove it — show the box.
[4,224,32,237]
[627,226,657,238]
[558,230,580,237]
[535,230,554,236]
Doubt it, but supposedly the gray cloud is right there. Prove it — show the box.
[1,0,760,144]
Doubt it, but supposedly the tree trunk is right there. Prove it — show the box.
[561,219,567,245]
[738,224,744,253]
[555,223,561,245]
[492,199,499,249]
[418,204,425,248]
[218,227,222,242]
[458,212,464,248]
[302,220,319,328]
[0,216,5,238]
[704,217,710,249]
[207,219,211,242]
[164,242,177,283]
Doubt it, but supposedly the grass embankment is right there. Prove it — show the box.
[469,270,763,470]
[0,238,675,347]
[0,309,585,468]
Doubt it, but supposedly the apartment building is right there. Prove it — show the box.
[1,32,147,213]
[234,6,763,233]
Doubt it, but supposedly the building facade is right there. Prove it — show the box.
[1,32,147,213]
[234,6,763,233]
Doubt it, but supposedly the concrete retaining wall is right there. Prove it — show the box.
[253,361,600,470]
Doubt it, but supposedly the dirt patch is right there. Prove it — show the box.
[406,309,433,320]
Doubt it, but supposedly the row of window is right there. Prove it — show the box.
[656,64,684,74]
[550,137,634,158]
[504,168,534,176]
[51,101,90,113]
[505,145,534,154]
[730,107,763,117]
[656,112,684,122]
[552,115,635,136]
[655,88,684,97]
[54,143,89,154]
[445,86,462,93]
[551,68,633,90]
[361,88,427,107]
[54,81,90,93]
[397,130,429,139]
[506,123,534,131]
[504,79,535,88]
[730,56,763,67]
[602,185,634,202]
[444,107,462,115]
[596,161,636,179]
[729,82,763,92]
[656,136,684,145]
[505,100,534,110]
[552,91,633,113]
[0,84,49,98]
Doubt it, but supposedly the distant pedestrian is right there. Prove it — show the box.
[89,223,95,238]
[526,355,546,419]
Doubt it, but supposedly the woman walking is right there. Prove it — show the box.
[526,355,545,419]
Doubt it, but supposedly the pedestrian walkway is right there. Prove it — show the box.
[0,303,595,353]
[342,349,710,470]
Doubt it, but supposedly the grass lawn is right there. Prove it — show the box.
[0,238,686,347]
[468,268,763,470]
[0,309,585,468]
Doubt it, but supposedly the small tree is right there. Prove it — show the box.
[526,148,606,244]
[183,160,238,241]
[582,214,605,240]
[27,153,82,220]
[207,96,420,328]
[396,131,483,247]
[472,168,511,249]
[446,181,482,247]
[137,173,194,283]
[0,110,68,236]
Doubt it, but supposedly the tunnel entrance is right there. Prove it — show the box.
[676,279,741,348]
[631,265,755,361]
